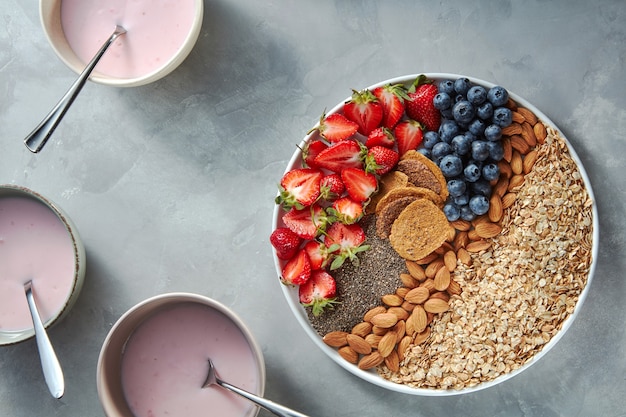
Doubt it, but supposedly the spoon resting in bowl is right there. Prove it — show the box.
[23,25,126,153]
[203,358,309,417]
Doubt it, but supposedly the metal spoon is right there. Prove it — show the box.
[202,359,309,417]
[24,280,64,399]
[24,25,127,153]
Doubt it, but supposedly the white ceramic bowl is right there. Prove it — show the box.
[0,184,86,346]
[97,293,266,417]
[271,73,599,396]
[39,0,203,87]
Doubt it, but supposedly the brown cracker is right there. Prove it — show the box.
[399,150,449,201]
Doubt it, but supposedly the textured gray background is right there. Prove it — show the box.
[1,1,625,416]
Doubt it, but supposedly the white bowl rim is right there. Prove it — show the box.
[271,72,599,396]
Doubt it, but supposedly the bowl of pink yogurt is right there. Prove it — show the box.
[97,293,266,417]
[39,0,204,87]
[0,184,86,346]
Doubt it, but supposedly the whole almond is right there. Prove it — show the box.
[392,320,406,343]
[429,291,450,302]
[397,335,412,361]
[502,122,522,136]
[502,137,513,162]
[388,306,409,321]
[457,247,472,265]
[384,350,400,372]
[338,346,358,364]
[377,331,397,357]
[521,121,537,147]
[517,107,537,125]
[511,110,525,124]
[396,287,410,299]
[467,228,480,241]
[413,327,431,345]
[364,306,387,322]
[404,286,430,304]
[475,222,503,239]
[434,266,451,291]
[443,250,457,272]
[502,192,517,209]
[420,278,436,293]
[381,293,403,307]
[510,135,530,154]
[370,312,398,329]
[424,298,450,314]
[498,159,513,178]
[453,231,469,251]
[523,149,538,174]
[401,300,416,313]
[365,333,382,349]
[405,261,426,281]
[399,273,418,288]
[466,239,491,252]
[425,259,445,278]
[508,174,525,190]
[450,219,471,232]
[493,176,509,198]
[323,331,348,347]
[447,278,462,296]
[533,122,547,143]
[510,150,523,175]
[358,351,384,370]
[407,305,428,335]
[488,194,504,223]
[414,252,439,264]
[351,321,372,338]
[346,334,372,355]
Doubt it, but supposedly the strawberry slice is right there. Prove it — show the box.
[319,173,345,201]
[281,249,311,285]
[303,240,332,270]
[313,140,363,173]
[365,127,396,149]
[364,146,399,175]
[270,227,303,260]
[394,119,424,157]
[327,196,363,225]
[325,222,370,270]
[341,167,377,203]
[309,111,359,143]
[282,203,328,239]
[301,140,328,169]
[406,74,441,132]
[343,89,383,136]
[372,83,409,129]
[298,270,339,317]
[275,168,323,210]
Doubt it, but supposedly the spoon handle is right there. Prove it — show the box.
[25,282,64,398]
[217,379,310,417]
[23,25,127,153]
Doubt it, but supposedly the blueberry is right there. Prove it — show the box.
[417,148,431,158]
[471,179,492,197]
[438,119,460,143]
[469,195,490,215]
[454,78,472,95]
[492,107,513,127]
[484,124,502,142]
[487,141,505,161]
[476,102,494,120]
[467,85,487,105]
[440,108,453,120]
[454,192,470,206]
[471,140,490,161]
[432,141,453,160]
[487,86,509,107]
[443,203,461,222]
[452,100,475,124]
[468,118,487,136]
[438,80,455,95]
[447,178,467,197]
[422,131,440,149]
[439,154,463,178]
[464,163,481,182]
[433,92,452,110]
[451,134,471,156]
[482,163,500,181]
[460,204,476,221]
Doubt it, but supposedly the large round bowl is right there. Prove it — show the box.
[271,73,599,396]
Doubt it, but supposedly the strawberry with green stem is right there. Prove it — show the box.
[299,270,339,317]
[303,240,332,270]
[365,127,396,149]
[313,139,363,173]
[406,74,441,132]
[319,173,345,201]
[281,249,311,285]
[394,119,424,157]
[308,110,359,143]
[364,146,399,175]
[341,167,378,203]
[372,83,410,129]
[343,89,383,136]
[327,196,363,225]
[275,168,323,210]
[325,222,370,270]
[282,203,329,239]
[270,227,303,260]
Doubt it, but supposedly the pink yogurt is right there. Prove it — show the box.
[60,0,197,79]
[0,197,76,331]
[121,303,261,417]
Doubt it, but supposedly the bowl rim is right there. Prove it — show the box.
[96,292,267,417]
[0,184,86,346]
[271,72,599,396]
[38,0,204,87]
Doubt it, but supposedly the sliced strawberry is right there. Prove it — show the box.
[319,173,345,201]
[313,140,363,173]
[301,139,328,169]
[394,119,424,157]
[281,249,311,285]
[372,83,409,129]
[365,127,396,149]
[406,74,441,132]
[270,227,303,260]
[325,222,370,270]
[303,240,332,270]
[299,270,339,316]
[282,204,328,239]
[309,111,359,143]
[343,89,383,136]
[275,168,323,210]
[341,167,377,203]
[327,196,363,225]
[364,146,399,175]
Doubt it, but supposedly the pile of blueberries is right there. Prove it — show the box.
[419,78,512,222]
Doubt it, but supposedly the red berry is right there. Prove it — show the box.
[343,89,384,136]
[270,227,303,260]
[281,249,311,285]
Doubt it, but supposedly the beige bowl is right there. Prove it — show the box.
[39,0,203,87]
[0,184,86,346]
[97,293,266,417]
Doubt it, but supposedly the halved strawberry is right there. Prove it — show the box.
[319,173,345,201]
[299,270,339,317]
[282,203,328,239]
[406,74,441,132]
[372,83,409,129]
[301,139,328,169]
[340,167,377,203]
[364,146,399,175]
[308,111,359,143]
[275,168,323,210]
[325,222,370,270]
[281,249,311,285]
[313,140,363,173]
[327,196,363,225]
[365,127,396,149]
[394,119,424,157]
[270,227,303,260]
[303,240,332,270]
[343,89,383,136]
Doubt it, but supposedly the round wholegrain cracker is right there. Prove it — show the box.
[375,196,417,239]
[367,171,409,213]
[375,186,443,215]
[389,199,449,261]
[399,150,449,201]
